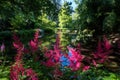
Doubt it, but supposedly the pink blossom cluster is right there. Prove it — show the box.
[67,46,84,71]
[10,31,113,79]
[29,30,39,52]
[13,33,25,62]
[10,61,38,80]
[92,35,112,66]
[0,43,5,52]
[43,35,90,72]
[10,31,39,80]
[43,34,61,67]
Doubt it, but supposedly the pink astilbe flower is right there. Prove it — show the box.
[10,61,38,80]
[14,51,24,62]
[10,61,25,80]
[29,30,42,61]
[13,34,25,61]
[103,35,111,51]
[29,30,39,52]
[93,36,112,64]
[82,66,90,72]
[92,59,97,67]
[76,43,81,53]
[67,46,84,71]
[0,43,5,52]
[44,59,56,67]
[42,34,63,80]
[44,34,61,67]
[11,33,38,80]
[25,68,38,80]
[44,47,61,67]
[13,33,24,51]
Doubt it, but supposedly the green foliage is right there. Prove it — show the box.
[0,0,60,30]
[103,11,116,33]
[75,29,94,44]
[10,12,27,30]
[103,73,120,80]
[0,0,59,48]
[36,13,56,30]
[75,0,120,36]
[58,1,72,47]
[23,59,53,80]
[0,65,10,80]
[0,30,36,60]
[58,2,72,28]
[0,30,35,43]
[76,67,120,80]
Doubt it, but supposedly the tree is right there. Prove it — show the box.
[58,1,73,47]
[58,1,72,28]
[0,0,61,31]
[75,0,118,37]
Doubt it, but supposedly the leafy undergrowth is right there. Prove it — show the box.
[0,31,120,80]
[0,65,120,80]
[0,66,10,80]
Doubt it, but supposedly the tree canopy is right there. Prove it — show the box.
[75,0,120,36]
[0,0,61,30]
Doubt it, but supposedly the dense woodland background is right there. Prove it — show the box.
[1,0,120,51]
[0,0,120,41]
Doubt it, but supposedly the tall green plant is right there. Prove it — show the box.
[58,1,72,47]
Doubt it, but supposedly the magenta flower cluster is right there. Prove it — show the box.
[8,31,116,80]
